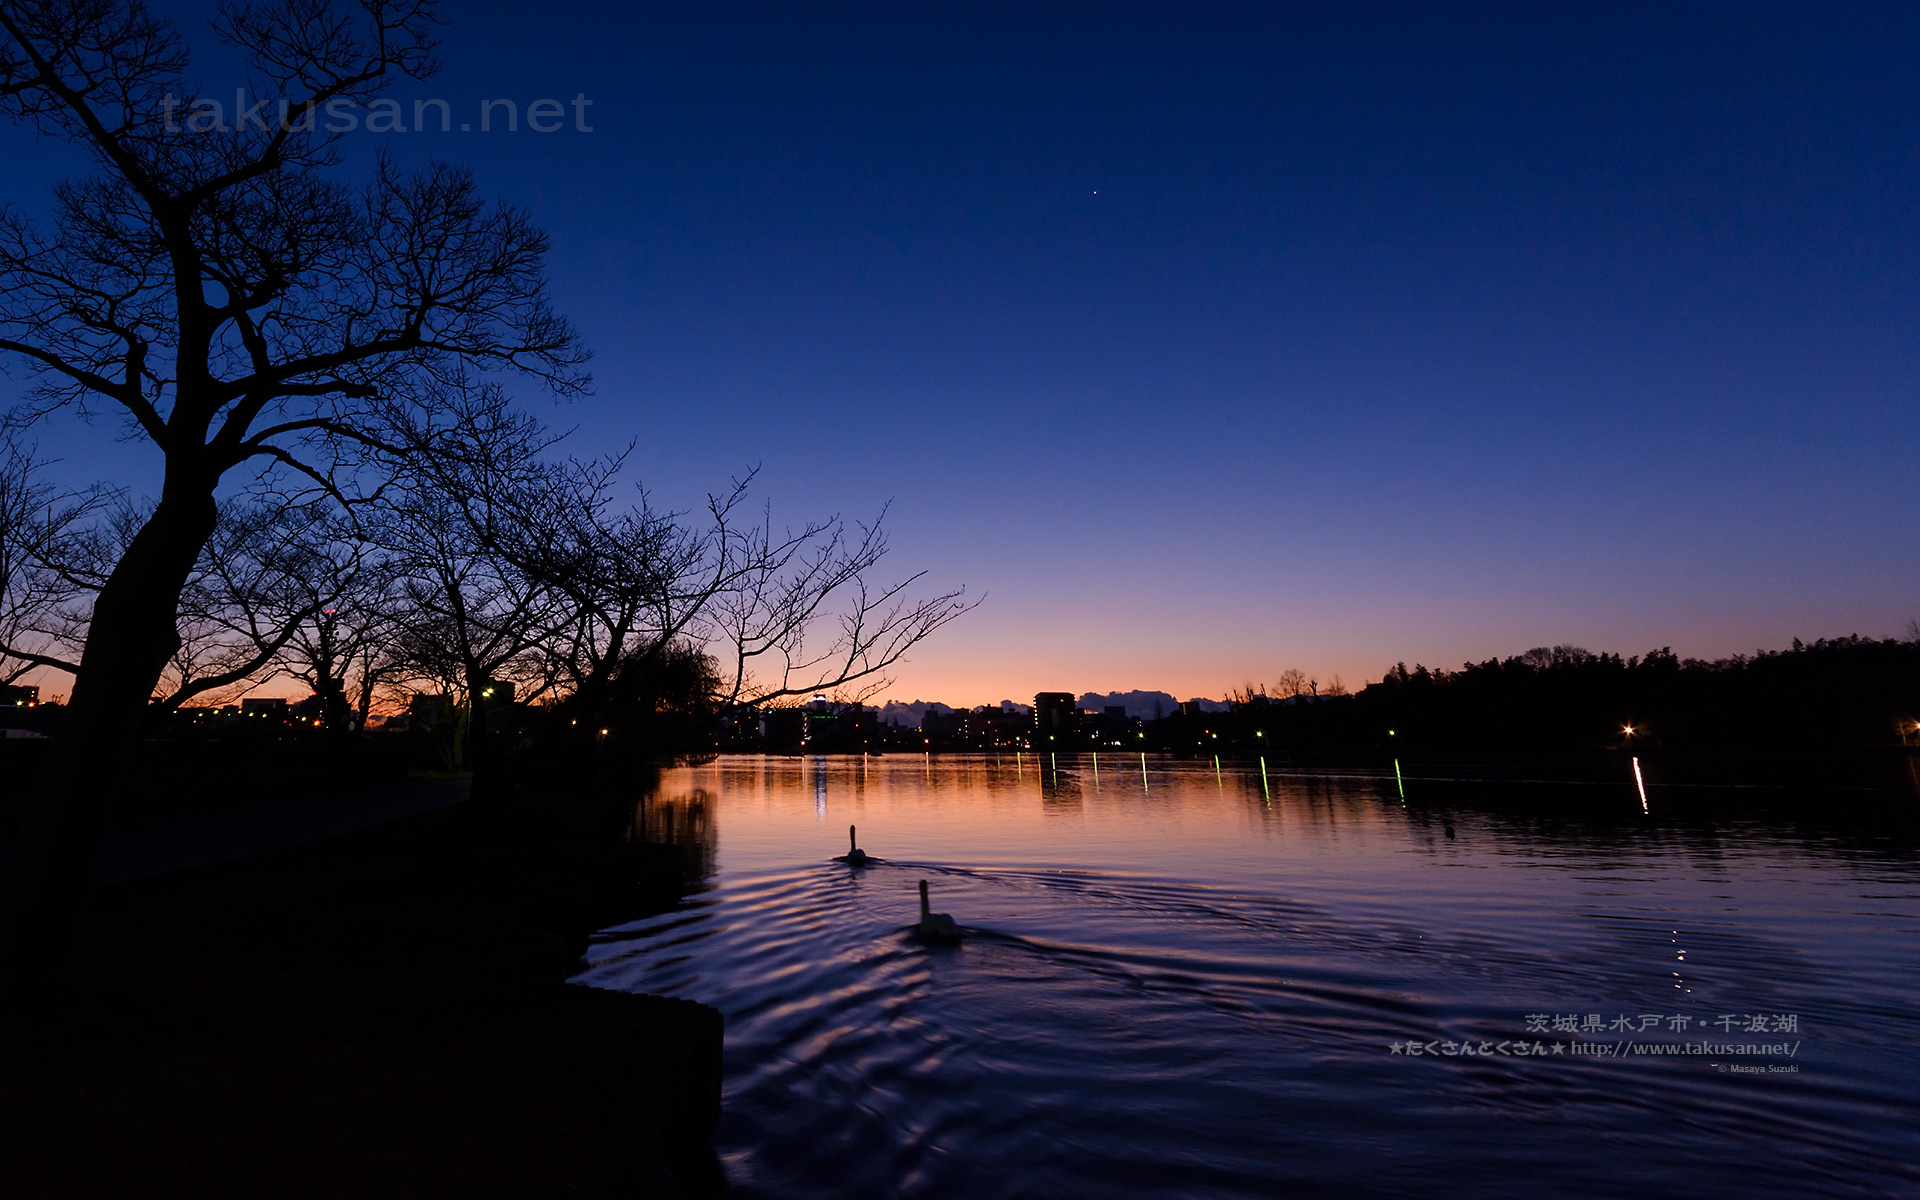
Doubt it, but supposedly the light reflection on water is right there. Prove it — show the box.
[576,754,1920,1199]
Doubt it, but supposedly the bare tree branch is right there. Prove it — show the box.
[0,436,113,683]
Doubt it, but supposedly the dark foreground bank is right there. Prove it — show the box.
[0,800,724,1198]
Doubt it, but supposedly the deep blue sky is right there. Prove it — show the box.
[11,2,1920,703]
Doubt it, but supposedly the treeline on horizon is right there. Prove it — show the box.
[737,631,1920,770]
[1172,634,1920,757]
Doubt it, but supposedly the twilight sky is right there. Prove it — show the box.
[12,2,1920,705]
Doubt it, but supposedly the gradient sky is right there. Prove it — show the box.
[10,2,1920,706]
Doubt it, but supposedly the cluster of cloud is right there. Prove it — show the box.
[1078,690,1230,719]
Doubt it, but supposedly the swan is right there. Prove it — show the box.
[916,879,960,941]
[837,824,873,866]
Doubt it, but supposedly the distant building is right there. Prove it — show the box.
[240,696,287,715]
[1178,700,1207,717]
[920,708,962,737]
[1033,692,1078,741]
[406,693,452,727]
[0,684,39,707]
[719,707,764,748]
[761,706,806,747]
[962,705,1021,745]
[799,697,872,750]
[802,694,837,745]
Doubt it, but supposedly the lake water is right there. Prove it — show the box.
[574,754,1920,1198]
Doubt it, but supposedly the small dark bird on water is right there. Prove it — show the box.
[836,825,874,866]
[1444,822,1456,840]
[916,880,960,942]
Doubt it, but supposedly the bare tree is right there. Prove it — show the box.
[378,380,973,748]
[0,0,586,992]
[339,599,407,730]
[370,386,973,767]
[378,390,726,766]
[377,473,566,768]
[0,438,109,688]
[275,527,400,736]
[162,494,402,735]
[154,498,335,712]
[710,503,974,710]
[504,455,723,720]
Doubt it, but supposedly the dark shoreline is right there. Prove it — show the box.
[0,799,725,1198]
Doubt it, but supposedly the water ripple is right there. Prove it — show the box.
[576,755,1920,1199]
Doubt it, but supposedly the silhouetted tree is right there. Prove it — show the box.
[381,385,974,767]
[0,438,107,686]
[153,498,329,712]
[274,525,401,738]
[162,496,397,738]
[710,501,973,709]
[0,0,586,997]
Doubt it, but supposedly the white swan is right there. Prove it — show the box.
[837,824,872,866]
[916,879,960,941]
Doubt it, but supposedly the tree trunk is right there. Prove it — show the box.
[465,669,490,781]
[356,668,380,735]
[0,487,219,1009]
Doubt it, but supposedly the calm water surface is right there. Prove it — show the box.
[575,754,1919,1198]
